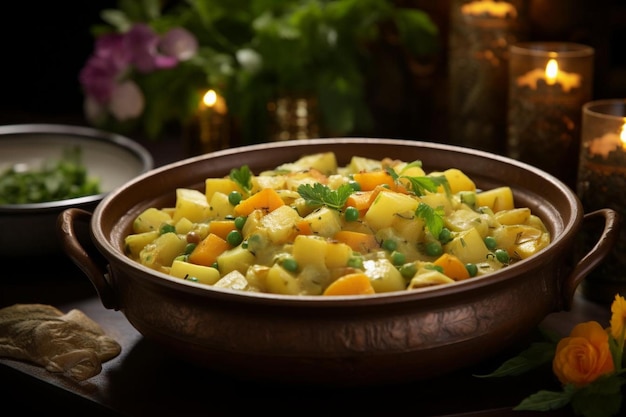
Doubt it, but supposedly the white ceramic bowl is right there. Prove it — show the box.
[0,124,153,257]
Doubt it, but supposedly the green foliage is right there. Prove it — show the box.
[90,0,438,141]
[297,183,353,210]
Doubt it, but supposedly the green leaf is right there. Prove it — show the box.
[475,341,556,378]
[415,203,444,239]
[297,183,353,211]
[571,376,626,417]
[513,389,573,412]
[229,165,253,194]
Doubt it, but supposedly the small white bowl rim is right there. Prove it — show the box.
[0,123,153,212]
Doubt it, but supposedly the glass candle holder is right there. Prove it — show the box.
[507,42,594,189]
[184,89,230,156]
[577,99,626,304]
[448,0,529,154]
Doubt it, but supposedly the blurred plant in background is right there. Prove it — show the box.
[80,0,439,144]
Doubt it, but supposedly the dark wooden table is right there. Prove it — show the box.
[0,138,617,416]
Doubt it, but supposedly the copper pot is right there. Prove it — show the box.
[58,138,618,386]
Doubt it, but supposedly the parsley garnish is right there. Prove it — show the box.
[385,166,450,196]
[416,202,445,239]
[229,165,252,194]
[297,183,353,210]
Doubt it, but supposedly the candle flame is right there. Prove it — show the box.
[621,122,626,148]
[545,59,558,85]
[203,90,218,107]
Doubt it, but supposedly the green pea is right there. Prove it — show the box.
[184,243,196,255]
[465,263,478,277]
[484,236,497,250]
[226,230,243,246]
[344,206,359,222]
[438,228,453,244]
[390,251,406,265]
[160,223,176,235]
[281,257,299,272]
[399,263,417,279]
[234,216,247,230]
[495,249,510,264]
[348,180,361,192]
[348,256,364,269]
[424,241,443,257]
[185,276,199,282]
[228,190,243,206]
[382,239,397,252]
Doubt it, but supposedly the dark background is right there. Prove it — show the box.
[1,1,625,143]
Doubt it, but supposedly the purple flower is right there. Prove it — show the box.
[79,33,131,104]
[125,23,178,73]
[159,27,199,61]
[80,23,199,123]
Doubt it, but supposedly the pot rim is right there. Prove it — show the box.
[92,138,583,307]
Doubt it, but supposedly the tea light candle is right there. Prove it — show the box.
[577,99,626,303]
[507,42,594,189]
[461,0,517,19]
[448,0,528,154]
[516,58,581,93]
[184,89,230,156]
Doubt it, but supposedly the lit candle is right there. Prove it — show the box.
[507,42,594,189]
[588,122,626,157]
[461,0,517,18]
[201,89,227,115]
[516,57,582,93]
[184,89,229,156]
[577,99,626,298]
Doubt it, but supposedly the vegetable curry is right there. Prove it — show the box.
[124,152,550,296]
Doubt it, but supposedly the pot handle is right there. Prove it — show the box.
[563,208,621,310]
[57,208,119,310]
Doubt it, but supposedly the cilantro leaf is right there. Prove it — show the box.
[415,202,445,239]
[385,167,449,196]
[297,183,353,210]
[229,165,252,194]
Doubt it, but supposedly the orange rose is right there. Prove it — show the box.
[552,321,615,387]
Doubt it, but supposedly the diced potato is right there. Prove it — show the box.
[324,241,353,268]
[365,190,419,230]
[444,227,491,264]
[303,206,342,238]
[419,192,453,214]
[175,217,195,234]
[408,268,455,289]
[214,270,252,291]
[298,264,331,295]
[441,168,476,194]
[172,188,212,223]
[445,208,491,237]
[125,231,159,258]
[170,260,220,285]
[495,208,531,226]
[276,152,338,175]
[261,204,302,243]
[362,258,406,293]
[475,186,514,212]
[293,235,328,267]
[491,225,550,259]
[209,191,235,219]
[342,156,383,174]
[133,208,172,233]
[217,245,256,275]
[205,178,243,202]
[266,264,300,295]
[139,232,187,270]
